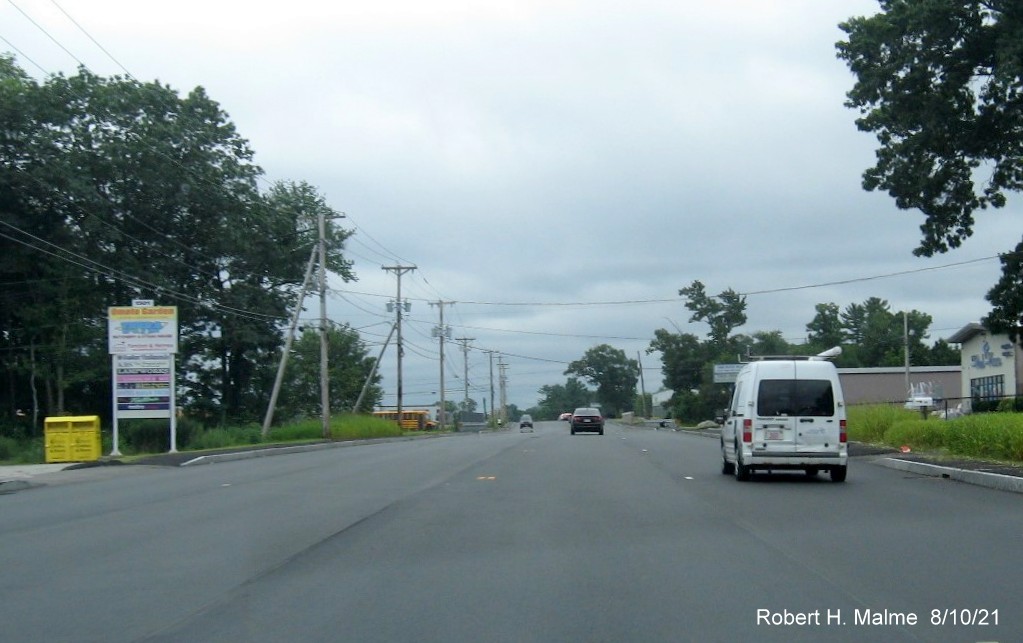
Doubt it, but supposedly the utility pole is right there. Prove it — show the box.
[484,350,496,423]
[637,351,648,418]
[354,322,396,413]
[455,337,474,411]
[430,301,454,429]
[497,357,508,425]
[318,208,330,439]
[262,244,318,437]
[382,265,416,422]
[904,311,910,397]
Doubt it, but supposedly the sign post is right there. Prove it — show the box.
[108,302,178,455]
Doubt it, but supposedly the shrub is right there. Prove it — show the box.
[0,437,44,464]
[0,435,17,461]
[120,420,171,453]
[972,397,1000,414]
[996,397,1015,413]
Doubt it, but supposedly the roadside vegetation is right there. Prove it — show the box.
[848,405,1023,464]
[0,414,412,465]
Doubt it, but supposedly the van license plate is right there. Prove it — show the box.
[766,430,783,440]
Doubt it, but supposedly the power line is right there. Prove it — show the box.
[48,0,131,74]
[0,222,284,323]
[453,323,647,341]
[6,0,86,66]
[739,255,1001,296]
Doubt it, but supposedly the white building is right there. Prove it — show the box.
[948,322,1023,411]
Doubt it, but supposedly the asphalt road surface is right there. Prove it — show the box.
[2,422,1020,642]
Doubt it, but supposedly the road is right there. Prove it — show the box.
[2,421,1020,642]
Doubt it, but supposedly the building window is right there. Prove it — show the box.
[970,375,1004,401]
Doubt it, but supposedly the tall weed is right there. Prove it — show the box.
[852,404,1023,462]
[189,426,261,451]
[847,404,918,444]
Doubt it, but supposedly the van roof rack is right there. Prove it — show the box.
[739,346,842,363]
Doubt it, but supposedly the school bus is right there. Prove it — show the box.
[372,410,438,431]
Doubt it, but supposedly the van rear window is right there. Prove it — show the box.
[756,379,834,417]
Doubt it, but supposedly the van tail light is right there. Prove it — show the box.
[742,419,752,443]
[839,419,847,444]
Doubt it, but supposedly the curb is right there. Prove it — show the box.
[0,479,33,494]
[874,457,1023,494]
[178,439,388,466]
[175,432,458,467]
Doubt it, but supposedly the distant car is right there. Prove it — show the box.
[519,414,534,432]
[570,407,604,435]
[558,412,572,421]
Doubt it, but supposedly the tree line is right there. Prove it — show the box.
[529,281,961,424]
[0,57,382,435]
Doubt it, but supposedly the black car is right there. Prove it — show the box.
[570,407,604,435]
[519,414,534,432]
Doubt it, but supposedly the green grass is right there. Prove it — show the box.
[0,413,414,464]
[268,414,404,442]
[848,404,1023,463]
[0,436,43,464]
[846,404,919,444]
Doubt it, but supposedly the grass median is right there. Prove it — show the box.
[848,405,1023,464]
[1,413,431,465]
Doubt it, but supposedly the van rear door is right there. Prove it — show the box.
[791,365,839,453]
[753,362,799,453]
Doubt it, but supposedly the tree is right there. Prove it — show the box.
[634,392,653,418]
[837,2,1023,334]
[678,280,747,347]
[747,330,792,357]
[276,324,380,421]
[838,298,935,367]
[536,377,592,418]
[806,303,844,351]
[504,403,520,422]
[564,345,639,417]
[984,248,1023,339]
[929,338,962,365]
[648,329,705,393]
[0,57,356,427]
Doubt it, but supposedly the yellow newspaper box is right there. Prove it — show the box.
[44,416,102,463]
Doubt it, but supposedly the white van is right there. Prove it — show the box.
[720,349,847,482]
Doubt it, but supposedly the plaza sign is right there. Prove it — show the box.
[108,305,178,354]
[107,303,179,455]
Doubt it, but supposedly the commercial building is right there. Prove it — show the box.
[837,366,961,406]
[948,322,1023,411]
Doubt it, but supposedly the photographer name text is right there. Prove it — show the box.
[756,608,999,627]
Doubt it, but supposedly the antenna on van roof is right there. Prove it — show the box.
[809,346,842,361]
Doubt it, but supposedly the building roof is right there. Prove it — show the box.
[837,366,960,375]
[948,322,985,345]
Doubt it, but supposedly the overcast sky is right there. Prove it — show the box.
[3,0,1019,411]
